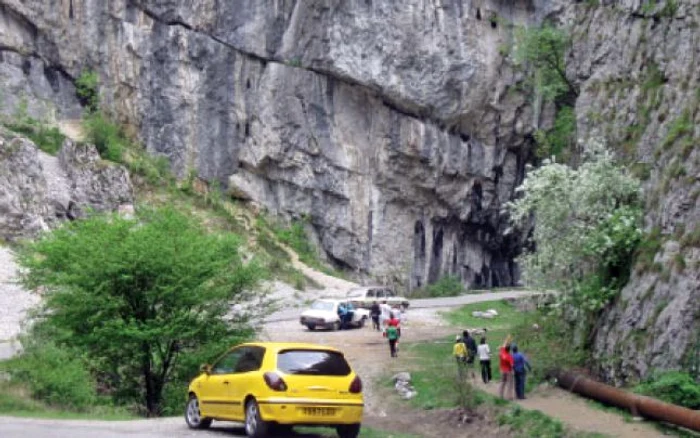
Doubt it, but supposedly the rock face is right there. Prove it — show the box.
[0,129,51,239]
[0,0,697,380]
[567,1,700,384]
[0,127,134,241]
[0,0,553,288]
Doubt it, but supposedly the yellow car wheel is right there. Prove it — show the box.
[184,395,212,429]
[244,399,270,438]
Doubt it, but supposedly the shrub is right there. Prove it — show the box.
[535,105,576,160]
[424,275,465,297]
[3,342,97,410]
[5,118,65,155]
[508,139,643,314]
[634,371,700,409]
[75,70,100,112]
[82,112,125,162]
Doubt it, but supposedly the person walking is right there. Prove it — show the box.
[499,335,515,400]
[453,335,468,378]
[387,312,401,352]
[462,330,478,380]
[477,336,492,384]
[384,320,400,358]
[370,301,381,331]
[379,300,391,330]
[512,345,532,400]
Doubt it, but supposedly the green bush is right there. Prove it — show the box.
[5,118,65,155]
[76,70,100,112]
[82,112,125,162]
[535,105,576,160]
[2,342,98,410]
[634,371,700,409]
[423,275,465,297]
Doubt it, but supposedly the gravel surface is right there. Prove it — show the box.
[0,247,39,350]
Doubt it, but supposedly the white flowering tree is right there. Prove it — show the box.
[508,139,643,313]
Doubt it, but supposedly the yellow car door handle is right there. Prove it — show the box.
[223,381,230,385]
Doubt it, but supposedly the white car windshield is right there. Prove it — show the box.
[310,301,335,311]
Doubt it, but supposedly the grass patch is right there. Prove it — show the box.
[634,371,700,409]
[0,382,135,420]
[441,299,527,331]
[4,117,65,155]
[497,405,566,438]
[408,275,465,298]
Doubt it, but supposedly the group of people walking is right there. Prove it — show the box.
[369,301,404,358]
[453,332,531,400]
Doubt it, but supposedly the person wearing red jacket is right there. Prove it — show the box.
[499,334,515,400]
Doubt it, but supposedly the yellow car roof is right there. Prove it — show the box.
[237,342,343,353]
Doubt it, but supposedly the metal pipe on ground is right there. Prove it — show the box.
[553,370,700,432]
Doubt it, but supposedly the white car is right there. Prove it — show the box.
[346,286,410,310]
[300,299,370,331]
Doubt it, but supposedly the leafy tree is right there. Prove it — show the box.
[508,139,643,316]
[514,24,578,102]
[19,208,263,415]
[75,70,100,112]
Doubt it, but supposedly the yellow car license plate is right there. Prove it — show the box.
[302,407,336,416]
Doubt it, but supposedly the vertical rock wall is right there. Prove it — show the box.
[568,1,700,382]
[0,0,554,288]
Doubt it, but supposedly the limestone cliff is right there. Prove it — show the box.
[0,0,697,381]
[568,0,700,383]
[0,0,556,288]
[0,127,134,241]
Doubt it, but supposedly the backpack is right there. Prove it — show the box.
[386,326,399,340]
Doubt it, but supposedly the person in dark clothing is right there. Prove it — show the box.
[462,330,478,380]
[384,323,400,358]
[370,301,381,331]
[512,345,532,400]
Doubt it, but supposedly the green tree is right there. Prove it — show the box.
[508,139,643,316]
[514,24,578,102]
[19,208,263,415]
[75,70,100,112]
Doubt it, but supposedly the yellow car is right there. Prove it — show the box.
[185,342,363,438]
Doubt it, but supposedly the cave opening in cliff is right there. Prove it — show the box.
[412,220,426,288]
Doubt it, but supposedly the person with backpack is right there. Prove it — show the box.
[369,301,381,331]
[384,323,400,357]
[512,345,532,399]
[462,330,478,380]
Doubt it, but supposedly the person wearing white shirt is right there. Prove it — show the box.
[477,337,492,384]
[379,301,392,330]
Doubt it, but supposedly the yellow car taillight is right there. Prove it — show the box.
[349,375,362,394]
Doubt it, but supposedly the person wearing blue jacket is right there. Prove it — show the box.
[512,345,532,400]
